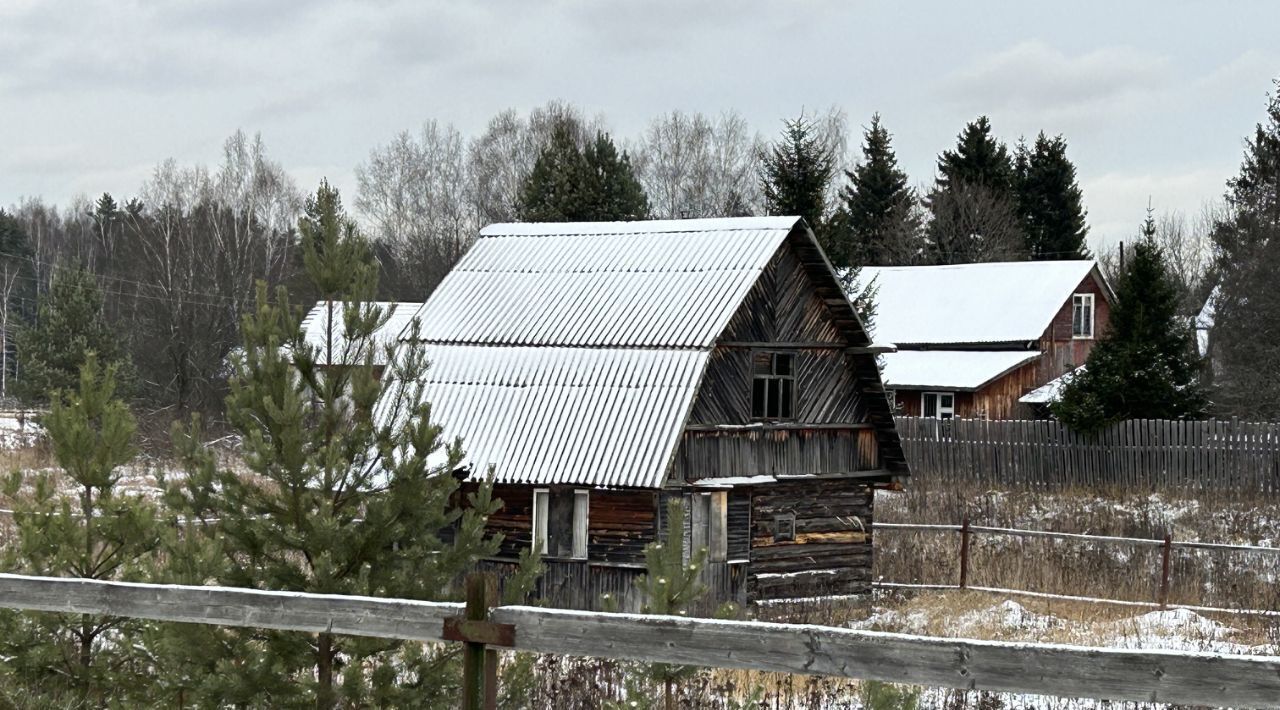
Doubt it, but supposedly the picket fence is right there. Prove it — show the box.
[895,417,1280,492]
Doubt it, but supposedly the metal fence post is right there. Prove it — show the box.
[959,515,971,590]
[1158,533,1172,609]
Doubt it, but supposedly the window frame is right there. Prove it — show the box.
[922,391,956,420]
[1072,293,1095,339]
[773,512,796,543]
[571,489,589,560]
[532,488,549,555]
[751,351,797,421]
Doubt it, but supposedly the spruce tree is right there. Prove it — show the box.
[0,355,160,703]
[925,116,1025,264]
[1016,132,1090,260]
[1053,210,1205,431]
[1208,83,1280,417]
[518,126,649,221]
[837,114,922,266]
[14,267,132,405]
[164,182,506,707]
[760,114,836,234]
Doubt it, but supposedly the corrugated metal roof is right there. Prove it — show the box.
[857,261,1103,345]
[880,349,1041,391]
[414,345,707,488]
[409,217,799,348]
[302,301,421,365]
[388,217,806,489]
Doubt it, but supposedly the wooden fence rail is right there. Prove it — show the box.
[0,572,1278,707]
[874,520,1280,615]
[896,416,1280,492]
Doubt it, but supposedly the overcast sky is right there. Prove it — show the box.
[3,0,1277,253]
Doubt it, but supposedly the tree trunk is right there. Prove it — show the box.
[316,632,335,709]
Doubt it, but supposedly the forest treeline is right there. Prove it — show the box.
[2,91,1276,426]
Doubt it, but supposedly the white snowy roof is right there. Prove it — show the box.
[398,216,879,488]
[1019,365,1084,405]
[880,350,1041,391]
[858,261,1105,345]
[302,301,421,366]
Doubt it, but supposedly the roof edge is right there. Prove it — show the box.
[479,216,801,237]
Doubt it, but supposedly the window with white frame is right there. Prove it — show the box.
[922,392,955,420]
[751,352,796,420]
[532,488,549,554]
[1072,293,1095,339]
[572,490,589,560]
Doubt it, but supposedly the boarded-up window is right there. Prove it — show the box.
[773,512,796,542]
[690,492,728,563]
[751,352,795,420]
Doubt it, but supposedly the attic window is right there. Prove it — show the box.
[1072,293,1095,339]
[751,352,795,420]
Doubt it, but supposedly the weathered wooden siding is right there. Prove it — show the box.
[1038,272,1111,384]
[486,485,655,565]
[675,428,876,480]
[747,479,874,600]
[894,360,1041,420]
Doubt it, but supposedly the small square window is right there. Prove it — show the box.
[752,352,796,421]
[773,513,796,543]
[922,392,955,420]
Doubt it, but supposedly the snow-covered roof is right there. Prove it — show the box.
[857,261,1106,345]
[1019,365,1084,405]
[881,350,1041,391]
[302,301,421,366]
[395,216,903,488]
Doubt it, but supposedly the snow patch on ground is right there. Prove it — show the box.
[0,415,42,450]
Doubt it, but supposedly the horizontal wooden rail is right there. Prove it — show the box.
[0,573,1278,706]
[873,521,1280,555]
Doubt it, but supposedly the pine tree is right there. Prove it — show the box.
[1209,83,1280,417]
[1016,132,1090,260]
[925,117,1026,264]
[14,266,132,405]
[606,499,709,710]
[837,114,922,266]
[518,126,649,221]
[1053,209,1205,431]
[164,182,507,707]
[0,355,161,703]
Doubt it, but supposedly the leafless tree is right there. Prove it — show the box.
[356,120,477,298]
[924,181,1026,263]
[632,110,764,218]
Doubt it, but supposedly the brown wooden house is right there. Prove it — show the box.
[858,261,1114,420]
[399,217,907,610]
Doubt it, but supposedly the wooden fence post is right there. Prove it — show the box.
[448,573,508,710]
[959,516,971,590]
[1158,534,1172,610]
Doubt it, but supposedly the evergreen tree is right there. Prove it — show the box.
[1209,83,1280,417]
[14,267,132,405]
[760,114,836,234]
[605,499,709,710]
[934,116,1015,194]
[164,182,507,707]
[925,116,1025,264]
[518,126,649,221]
[1016,132,1090,260]
[0,355,161,703]
[837,114,922,266]
[1053,210,1206,431]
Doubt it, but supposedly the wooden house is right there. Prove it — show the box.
[398,217,907,609]
[858,261,1114,420]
